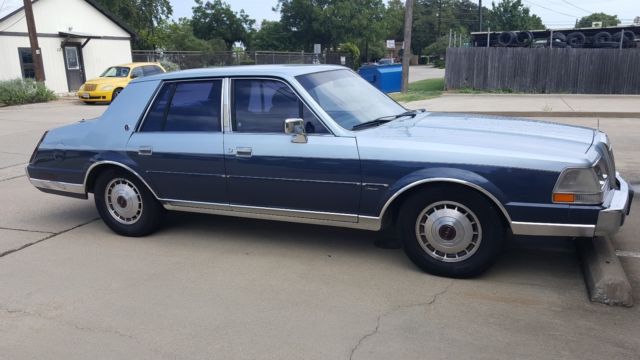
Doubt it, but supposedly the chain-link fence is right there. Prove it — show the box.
[132,50,355,71]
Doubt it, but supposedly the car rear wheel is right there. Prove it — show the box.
[398,185,506,278]
[94,168,164,236]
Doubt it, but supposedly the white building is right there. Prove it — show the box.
[0,0,134,93]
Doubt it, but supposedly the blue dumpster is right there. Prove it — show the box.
[358,63,402,93]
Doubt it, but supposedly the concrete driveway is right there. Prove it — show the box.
[0,100,638,359]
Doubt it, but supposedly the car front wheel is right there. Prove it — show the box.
[398,185,506,278]
[94,169,164,236]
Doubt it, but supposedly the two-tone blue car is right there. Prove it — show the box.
[27,65,633,277]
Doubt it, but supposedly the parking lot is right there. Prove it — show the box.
[1,100,639,359]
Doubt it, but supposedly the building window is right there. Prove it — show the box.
[18,48,35,79]
[64,47,79,70]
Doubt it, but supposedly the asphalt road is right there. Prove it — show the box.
[0,100,638,359]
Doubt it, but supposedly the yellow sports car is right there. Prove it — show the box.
[77,62,165,103]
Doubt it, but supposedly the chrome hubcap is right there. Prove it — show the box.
[415,201,482,262]
[105,178,143,224]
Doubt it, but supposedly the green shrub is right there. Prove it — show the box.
[0,78,56,106]
[433,58,446,69]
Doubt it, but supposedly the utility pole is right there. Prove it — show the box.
[23,0,45,81]
[401,0,414,93]
[478,0,483,32]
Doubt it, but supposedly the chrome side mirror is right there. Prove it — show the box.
[284,118,307,144]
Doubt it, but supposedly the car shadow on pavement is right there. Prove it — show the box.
[155,211,584,288]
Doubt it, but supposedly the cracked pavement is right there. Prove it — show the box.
[0,100,639,359]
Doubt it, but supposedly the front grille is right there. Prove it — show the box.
[84,84,97,91]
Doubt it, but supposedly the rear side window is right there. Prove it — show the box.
[143,65,163,76]
[131,67,144,78]
[140,80,222,132]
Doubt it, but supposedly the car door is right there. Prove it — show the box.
[224,78,361,220]
[127,79,227,204]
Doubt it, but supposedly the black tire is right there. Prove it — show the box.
[111,88,123,102]
[398,185,506,278]
[566,32,586,47]
[612,31,636,47]
[594,41,620,49]
[94,168,164,237]
[592,31,611,45]
[498,31,516,47]
[551,32,566,42]
[516,31,534,47]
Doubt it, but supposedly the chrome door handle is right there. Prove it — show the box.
[236,147,252,158]
[138,146,153,156]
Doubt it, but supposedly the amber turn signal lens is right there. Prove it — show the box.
[553,193,576,203]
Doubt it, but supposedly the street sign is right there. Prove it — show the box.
[386,40,395,49]
[313,43,321,54]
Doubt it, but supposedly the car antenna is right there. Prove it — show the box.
[597,118,600,131]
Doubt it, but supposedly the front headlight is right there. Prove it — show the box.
[101,85,114,91]
[553,161,608,204]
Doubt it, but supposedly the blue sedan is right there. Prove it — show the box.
[26,65,633,277]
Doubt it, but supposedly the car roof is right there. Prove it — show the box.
[133,64,348,83]
[114,62,161,68]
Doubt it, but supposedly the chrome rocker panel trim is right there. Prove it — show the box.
[29,178,86,195]
[162,199,381,231]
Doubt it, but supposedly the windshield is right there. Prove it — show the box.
[100,66,130,77]
[296,70,405,130]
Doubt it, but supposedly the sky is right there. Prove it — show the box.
[0,0,638,29]
[168,0,639,29]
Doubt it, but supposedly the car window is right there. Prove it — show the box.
[100,66,129,77]
[131,67,144,78]
[232,79,328,134]
[143,65,163,76]
[140,80,222,132]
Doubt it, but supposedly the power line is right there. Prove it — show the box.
[523,0,577,18]
[559,0,591,14]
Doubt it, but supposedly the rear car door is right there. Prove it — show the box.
[127,79,226,204]
[224,78,361,219]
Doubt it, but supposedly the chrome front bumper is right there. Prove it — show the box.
[595,174,633,236]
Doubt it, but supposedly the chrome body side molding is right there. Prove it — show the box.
[511,221,595,237]
[161,199,381,231]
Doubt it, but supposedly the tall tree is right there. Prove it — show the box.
[385,0,405,40]
[94,0,173,49]
[156,18,226,52]
[576,13,621,28]
[191,0,255,50]
[485,0,543,31]
[252,20,294,51]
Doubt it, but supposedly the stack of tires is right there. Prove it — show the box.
[495,30,637,48]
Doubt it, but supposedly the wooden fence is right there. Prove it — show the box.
[445,48,640,94]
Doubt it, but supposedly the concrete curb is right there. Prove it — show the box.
[577,236,634,307]
[427,111,640,119]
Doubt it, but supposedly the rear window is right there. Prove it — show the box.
[141,80,222,132]
[143,65,164,76]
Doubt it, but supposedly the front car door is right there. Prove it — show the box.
[224,78,361,221]
[127,79,226,204]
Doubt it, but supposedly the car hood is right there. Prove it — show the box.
[84,77,128,86]
[355,113,597,170]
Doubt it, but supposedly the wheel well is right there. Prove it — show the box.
[380,181,511,231]
[85,164,121,193]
